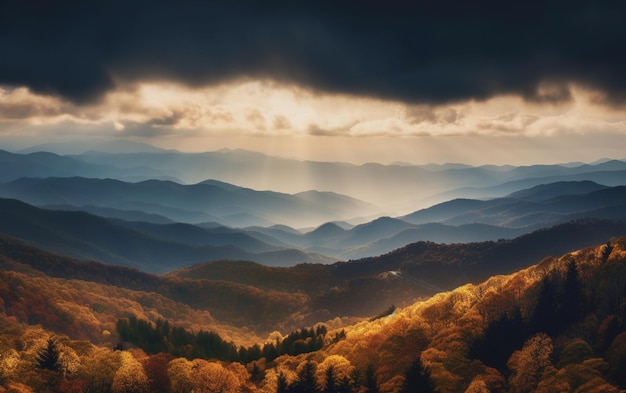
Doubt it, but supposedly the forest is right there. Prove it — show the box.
[1,236,625,392]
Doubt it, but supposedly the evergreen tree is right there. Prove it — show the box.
[323,365,338,393]
[530,275,559,335]
[277,372,289,393]
[561,260,584,324]
[292,361,320,393]
[399,358,437,393]
[364,364,379,393]
[469,306,527,370]
[36,337,61,371]
[337,375,352,393]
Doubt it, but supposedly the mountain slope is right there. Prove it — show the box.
[0,234,309,336]
[4,147,619,212]
[402,183,626,228]
[2,233,625,392]
[506,180,609,201]
[170,218,626,321]
[313,237,626,393]
[0,198,336,272]
[0,176,374,227]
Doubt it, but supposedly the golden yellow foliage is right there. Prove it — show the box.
[111,351,149,393]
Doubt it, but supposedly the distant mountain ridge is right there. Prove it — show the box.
[1,178,625,265]
[2,217,625,332]
[0,176,374,228]
[239,182,626,259]
[0,198,336,272]
[2,147,625,213]
[402,182,626,227]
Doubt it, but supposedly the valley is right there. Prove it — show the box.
[1,147,626,392]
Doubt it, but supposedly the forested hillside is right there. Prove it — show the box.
[1,235,626,392]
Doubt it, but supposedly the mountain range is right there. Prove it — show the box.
[2,143,626,392]
[2,147,626,214]
[2,221,626,391]
[1,178,626,267]
[0,198,336,272]
[0,176,374,228]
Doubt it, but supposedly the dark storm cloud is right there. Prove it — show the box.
[1,0,625,105]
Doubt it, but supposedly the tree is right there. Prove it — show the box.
[399,358,437,393]
[277,372,289,393]
[560,260,584,325]
[36,338,61,372]
[323,365,338,393]
[292,361,320,393]
[530,276,559,335]
[191,360,239,393]
[142,353,172,393]
[364,364,379,393]
[469,306,526,370]
[111,351,150,393]
[508,333,553,393]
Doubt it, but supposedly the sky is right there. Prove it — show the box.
[1,0,626,165]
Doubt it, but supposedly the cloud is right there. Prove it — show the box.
[405,106,463,125]
[1,1,626,106]
[476,113,540,134]
[2,80,626,146]
[0,87,69,119]
[307,122,359,137]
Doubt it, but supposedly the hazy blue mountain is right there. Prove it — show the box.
[113,221,278,252]
[16,139,168,155]
[340,223,527,260]
[505,180,609,201]
[0,149,184,183]
[0,198,337,272]
[4,146,626,214]
[0,176,374,227]
[0,150,107,182]
[234,183,626,259]
[402,183,626,228]
[67,150,626,213]
[434,170,626,202]
[43,204,176,224]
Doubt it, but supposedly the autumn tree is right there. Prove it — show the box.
[168,358,239,393]
[142,353,172,393]
[507,333,553,393]
[73,347,121,393]
[111,351,150,393]
[192,360,240,393]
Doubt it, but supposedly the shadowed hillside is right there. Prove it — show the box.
[0,198,336,272]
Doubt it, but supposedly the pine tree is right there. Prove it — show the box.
[293,361,320,393]
[36,337,61,372]
[323,365,338,393]
[561,260,584,324]
[277,371,289,393]
[364,364,379,393]
[399,358,437,393]
[530,275,559,335]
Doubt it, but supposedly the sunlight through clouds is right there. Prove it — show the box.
[2,80,626,164]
